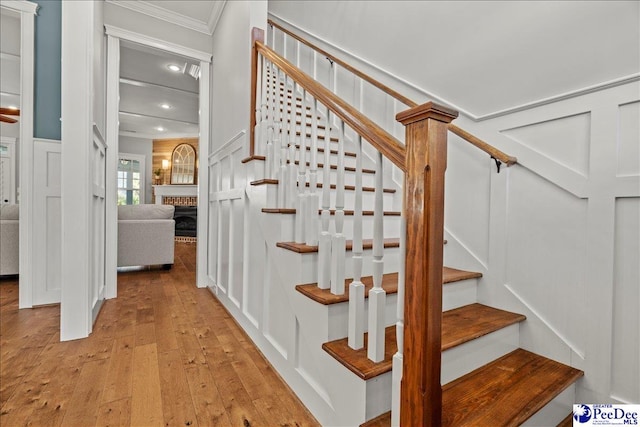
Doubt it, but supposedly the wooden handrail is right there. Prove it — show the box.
[256,41,407,172]
[267,20,517,169]
[268,19,418,109]
[448,123,517,167]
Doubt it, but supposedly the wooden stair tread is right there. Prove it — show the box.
[295,131,339,142]
[262,208,401,216]
[322,303,524,380]
[441,348,583,426]
[557,413,573,427]
[294,160,376,174]
[250,179,396,193]
[441,266,483,284]
[297,273,400,305]
[276,238,400,254]
[295,144,357,158]
[243,156,376,173]
[241,154,266,163]
[296,267,475,305]
[360,412,390,427]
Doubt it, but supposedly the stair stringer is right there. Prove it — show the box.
[212,182,393,426]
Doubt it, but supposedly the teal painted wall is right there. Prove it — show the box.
[34,0,61,140]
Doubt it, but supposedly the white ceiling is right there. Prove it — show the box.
[119,41,199,139]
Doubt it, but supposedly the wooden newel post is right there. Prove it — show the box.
[396,102,458,427]
[249,27,265,157]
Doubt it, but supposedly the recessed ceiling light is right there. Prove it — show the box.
[160,103,172,109]
[167,64,181,72]
[156,126,165,131]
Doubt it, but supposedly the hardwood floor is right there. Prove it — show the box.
[0,242,319,426]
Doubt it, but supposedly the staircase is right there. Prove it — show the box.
[209,23,584,426]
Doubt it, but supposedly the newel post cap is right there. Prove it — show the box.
[396,101,458,125]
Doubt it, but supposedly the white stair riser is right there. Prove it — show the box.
[275,213,401,242]
[327,294,398,341]
[522,385,576,427]
[443,279,478,311]
[267,186,396,212]
[293,247,402,285]
[321,278,479,340]
[441,323,520,384]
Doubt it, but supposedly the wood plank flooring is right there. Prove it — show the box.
[0,242,319,426]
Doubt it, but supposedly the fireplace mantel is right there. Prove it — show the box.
[153,185,197,205]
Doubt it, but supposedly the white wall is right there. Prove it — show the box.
[118,135,153,204]
[104,1,213,56]
[268,1,639,119]
[210,0,267,155]
[60,0,106,340]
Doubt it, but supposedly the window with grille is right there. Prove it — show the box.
[117,154,145,205]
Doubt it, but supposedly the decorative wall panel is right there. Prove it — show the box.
[611,198,640,403]
[617,101,640,177]
[505,166,588,356]
[501,112,591,176]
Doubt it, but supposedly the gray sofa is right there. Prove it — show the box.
[0,204,19,275]
[118,204,175,268]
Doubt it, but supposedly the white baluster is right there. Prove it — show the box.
[294,88,307,244]
[257,54,269,156]
[368,150,386,362]
[305,97,319,246]
[265,61,275,179]
[317,111,332,289]
[391,216,406,427]
[286,85,297,209]
[330,120,346,296]
[348,134,365,349]
[272,65,283,181]
[277,68,288,208]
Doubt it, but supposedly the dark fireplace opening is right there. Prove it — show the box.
[174,206,197,237]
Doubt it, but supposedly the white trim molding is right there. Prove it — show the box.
[3,0,37,308]
[269,12,640,122]
[105,34,119,300]
[104,24,212,63]
[196,60,211,289]
[105,0,226,36]
[0,0,38,15]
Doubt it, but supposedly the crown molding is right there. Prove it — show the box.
[106,0,226,36]
[207,1,226,35]
[0,0,38,15]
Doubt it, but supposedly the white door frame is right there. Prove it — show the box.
[1,1,38,308]
[104,26,212,299]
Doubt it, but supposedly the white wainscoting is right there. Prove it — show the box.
[443,80,640,404]
[32,139,62,305]
[90,127,106,321]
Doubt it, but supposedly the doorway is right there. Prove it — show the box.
[104,26,211,299]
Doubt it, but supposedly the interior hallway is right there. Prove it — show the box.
[0,242,319,426]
